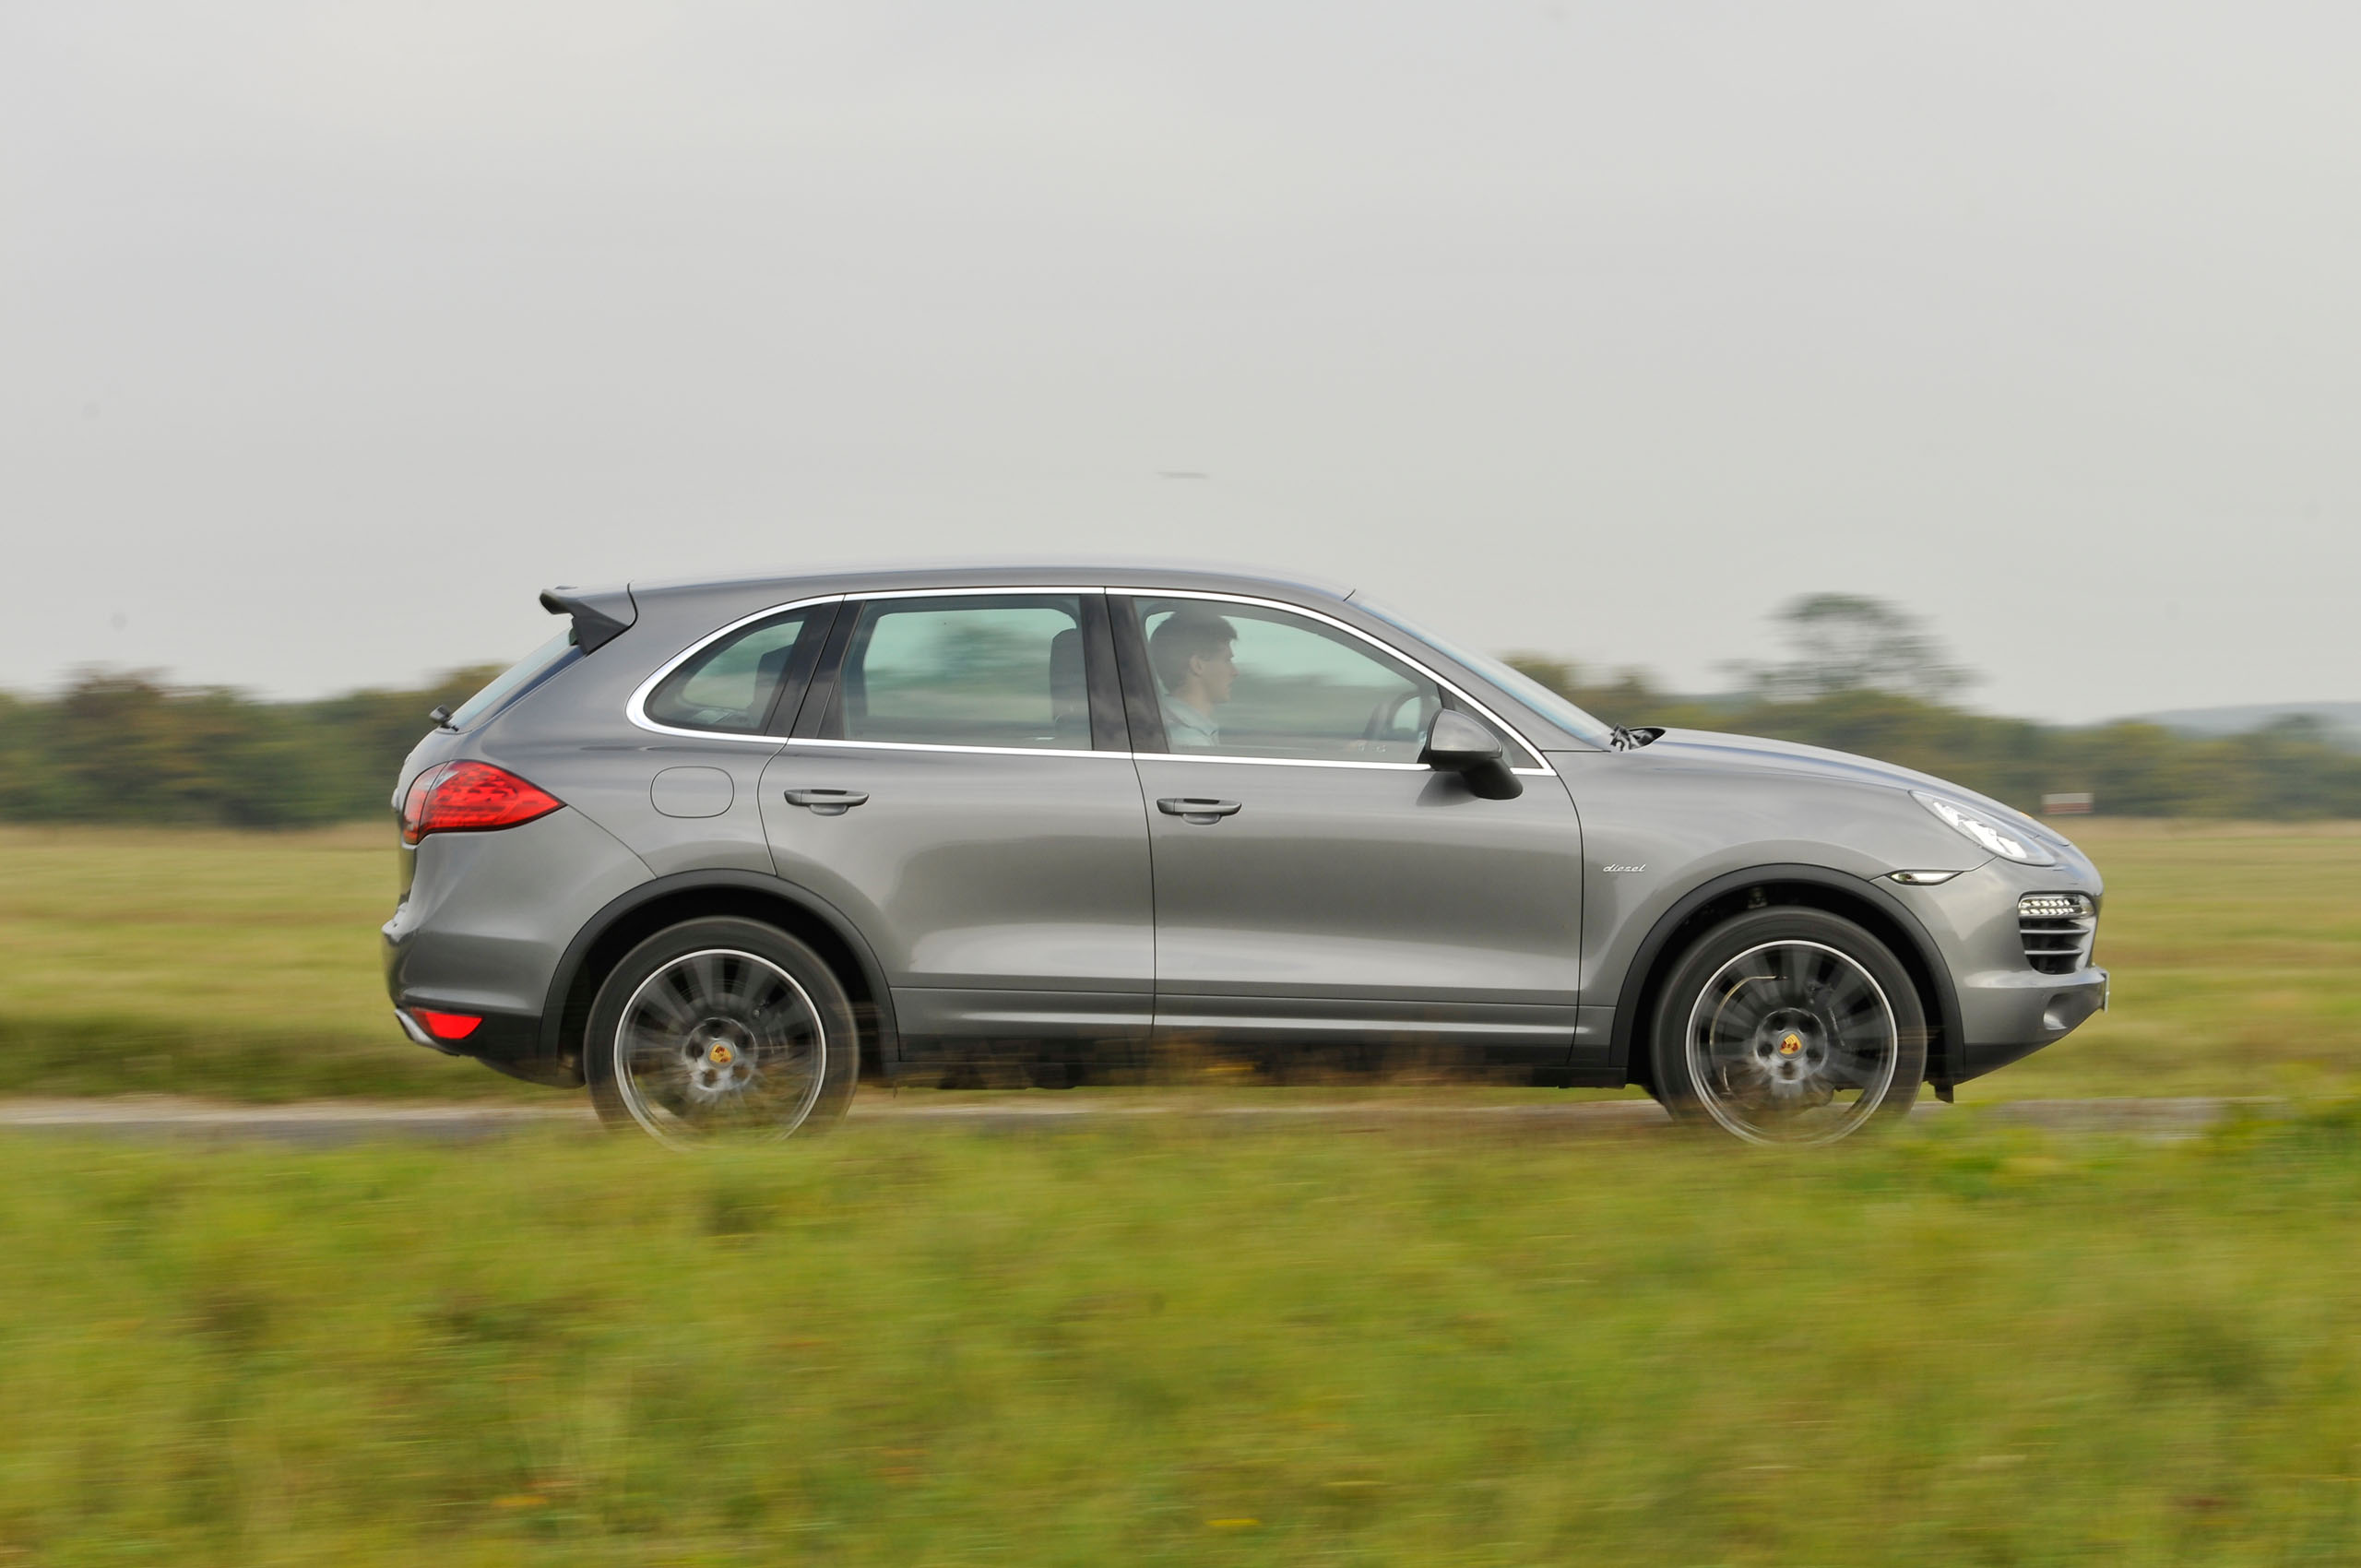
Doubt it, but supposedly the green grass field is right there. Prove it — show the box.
[0,824,539,1100]
[3,1110,2358,1563]
[1,819,2355,1103]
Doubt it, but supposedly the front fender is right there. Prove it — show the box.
[1599,862,1965,1085]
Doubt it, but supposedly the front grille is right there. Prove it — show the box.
[2020,892,2097,974]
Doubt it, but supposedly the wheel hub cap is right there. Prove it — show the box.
[683,1018,758,1099]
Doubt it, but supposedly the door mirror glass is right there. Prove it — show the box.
[1419,709,1523,799]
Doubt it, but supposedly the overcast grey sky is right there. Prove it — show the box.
[5,2,2355,721]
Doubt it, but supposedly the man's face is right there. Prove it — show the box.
[1192,642,1238,705]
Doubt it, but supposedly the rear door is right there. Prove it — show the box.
[758,590,1154,1053]
[1113,591,1586,1064]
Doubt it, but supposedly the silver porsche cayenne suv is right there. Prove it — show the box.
[383,563,2106,1146]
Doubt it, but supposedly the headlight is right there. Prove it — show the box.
[1911,791,2057,866]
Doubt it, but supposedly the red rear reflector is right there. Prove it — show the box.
[413,1010,482,1041]
[403,760,564,845]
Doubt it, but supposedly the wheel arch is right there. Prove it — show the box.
[541,870,901,1082]
[1609,864,1962,1091]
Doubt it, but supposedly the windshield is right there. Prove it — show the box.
[447,629,579,730]
[1350,597,1616,749]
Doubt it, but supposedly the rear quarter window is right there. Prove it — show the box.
[643,609,825,733]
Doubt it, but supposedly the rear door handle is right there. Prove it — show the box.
[1157,796,1241,825]
[783,789,869,816]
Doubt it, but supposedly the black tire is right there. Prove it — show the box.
[1649,907,1927,1145]
[585,918,860,1146]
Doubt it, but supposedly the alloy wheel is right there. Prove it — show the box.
[1683,939,1901,1146]
[611,947,828,1146]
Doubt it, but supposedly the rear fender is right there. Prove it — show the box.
[541,870,902,1077]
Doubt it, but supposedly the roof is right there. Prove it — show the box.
[623,556,1353,607]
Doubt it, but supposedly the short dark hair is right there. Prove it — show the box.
[1147,609,1237,693]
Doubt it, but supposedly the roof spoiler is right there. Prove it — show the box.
[539,585,637,654]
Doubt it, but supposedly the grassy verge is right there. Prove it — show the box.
[2,1111,2357,1563]
[0,824,535,1101]
[1999,819,2361,1100]
[1,819,2355,1102]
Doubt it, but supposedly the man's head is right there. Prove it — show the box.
[1148,609,1239,707]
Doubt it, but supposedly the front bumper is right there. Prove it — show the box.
[1952,966,2109,1081]
[1885,852,2109,1085]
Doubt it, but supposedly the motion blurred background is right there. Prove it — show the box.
[4,4,2359,1562]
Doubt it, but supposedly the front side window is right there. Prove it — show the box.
[1130,598,1444,763]
[644,608,825,733]
[1351,596,1616,749]
[832,595,1092,750]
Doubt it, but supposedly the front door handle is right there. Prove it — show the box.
[784,788,869,816]
[1157,796,1241,825]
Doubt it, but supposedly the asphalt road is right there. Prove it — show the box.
[0,1095,2258,1146]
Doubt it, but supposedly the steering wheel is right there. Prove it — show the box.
[1362,688,1442,745]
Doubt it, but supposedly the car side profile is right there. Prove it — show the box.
[383,564,2107,1146]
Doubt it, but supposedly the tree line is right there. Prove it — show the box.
[1,595,2355,826]
[1511,593,2361,820]
[0,668,498,828]
[1509,661,2361,820]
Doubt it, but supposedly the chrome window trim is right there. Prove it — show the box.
[1131,751,1427,772]
[786,737,1121,762]
[625,593,844,745]
[1108,587,1556,777]
[781,738,1430,771]
[838,585,1097,602]
[626,583,1558,778]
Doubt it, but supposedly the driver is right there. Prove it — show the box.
[1147,609,1238,748]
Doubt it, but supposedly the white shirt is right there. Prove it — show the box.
[1160,695,1220,749]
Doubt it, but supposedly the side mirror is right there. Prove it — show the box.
[1419,709,1523,800]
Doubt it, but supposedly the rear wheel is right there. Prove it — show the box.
[1650,908,1926,1146]
[586,918,860,1146]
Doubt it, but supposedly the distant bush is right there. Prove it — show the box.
[0,667,498,828]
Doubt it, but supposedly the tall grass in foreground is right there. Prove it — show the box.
[2,1110,2357,1564]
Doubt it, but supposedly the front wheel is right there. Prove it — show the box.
[586,918,860,1146]
[1650,908,1927,1146]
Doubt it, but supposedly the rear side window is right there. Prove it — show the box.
[645,608,826,733]
[448,630,580,731]
[830,595,1091,750]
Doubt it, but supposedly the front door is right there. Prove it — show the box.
[1112,592,1585,1063]
[759,590,1154,1056]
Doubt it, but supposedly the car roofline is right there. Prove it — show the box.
[623,557,1352,607]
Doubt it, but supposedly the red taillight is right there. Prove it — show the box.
[400,767,440,844]
[413,1010,482,1041]
[402,760,564,846]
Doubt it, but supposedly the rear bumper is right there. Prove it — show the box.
[390,1004,545,1062]
[383,807,647,1088]
[390,1004,581,1087]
